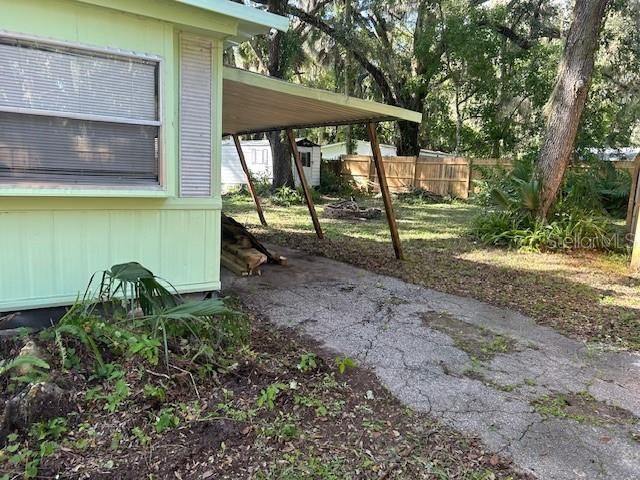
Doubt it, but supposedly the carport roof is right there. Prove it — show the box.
[222,67,423,136]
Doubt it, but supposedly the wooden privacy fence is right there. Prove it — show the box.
[339,155,637,199]
[340,155,507,198]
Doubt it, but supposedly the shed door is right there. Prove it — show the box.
[179,36,213,197]
[293,148,313,188]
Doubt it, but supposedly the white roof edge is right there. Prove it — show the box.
[223,67,423,125]
[175,0,289,33]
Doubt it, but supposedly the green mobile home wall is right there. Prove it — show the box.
[0,0,227,311]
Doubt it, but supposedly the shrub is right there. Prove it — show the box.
[252,174,272,197]
[472,155,631,218]
[271,186,321,206]
[49,262,247,370]
[271,186,303,206]
[472,208,619,252]
[563,158,631,218]
[319,161,364,197]
[470,153,625,252]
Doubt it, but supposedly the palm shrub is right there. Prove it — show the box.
[52,262,247,369]
[471,157,620,252]
[563,157,631,217]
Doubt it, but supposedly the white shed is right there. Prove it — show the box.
[321,140,398,160]
[222,138,321,190]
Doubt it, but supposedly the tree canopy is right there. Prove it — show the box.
[229,0,639,159]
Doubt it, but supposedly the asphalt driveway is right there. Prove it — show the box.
[223,246,640,480]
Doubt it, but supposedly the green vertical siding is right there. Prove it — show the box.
[0,0,225,310]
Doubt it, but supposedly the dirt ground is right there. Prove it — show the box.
[0,312,527,480]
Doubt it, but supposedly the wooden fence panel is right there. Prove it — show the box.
[415,157,470,198]
[341,155,372,188]
[469,158,513,181]
[370,156,416,193]
[613,161,636,174]
[338,155,637,201]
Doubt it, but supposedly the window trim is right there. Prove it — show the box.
[300,151,312,168]
[0,31,165,194]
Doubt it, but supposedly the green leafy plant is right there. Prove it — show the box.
[154,408,180,433]
[84,379,130,412]
[0,355,50,379]
[52,262,243,371]
[143,383,167,402]
[104,379,130,413]
[3,435,40,480]
[259,413,300,441]
[271,186,304,207]
[334,356,357,374]
[319,160,365,197]
[256,383,288,410]
[90,362,124,382]
[294,394,328,417]
[29,417,68,442]
[131,427,151,446]
[296,352,318,372]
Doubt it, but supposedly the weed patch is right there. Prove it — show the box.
[532,392,637,426]
[422,311,518,361]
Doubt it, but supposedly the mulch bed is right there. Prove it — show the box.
[1,312,530,479]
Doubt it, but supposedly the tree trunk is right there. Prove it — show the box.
[267,130,294,189]
[536,0,610,218]
[265,0,294,189]
[397,120,420,156]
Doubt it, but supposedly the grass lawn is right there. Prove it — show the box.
[224,194,640,351]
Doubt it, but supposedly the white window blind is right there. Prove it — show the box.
[0,36,160,186]
[179,36,212,197]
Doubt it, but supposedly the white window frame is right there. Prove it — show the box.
[300,151,312,168]
[0,31,165,194]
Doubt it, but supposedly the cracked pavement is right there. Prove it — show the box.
[223,246,640,479]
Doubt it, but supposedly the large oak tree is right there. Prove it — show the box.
[536,0,611,218]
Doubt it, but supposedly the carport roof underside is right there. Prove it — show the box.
[222,67,422,136]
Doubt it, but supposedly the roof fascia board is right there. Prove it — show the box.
[76,0,239,36]
[223,67,423,124]
[176,0,289,33]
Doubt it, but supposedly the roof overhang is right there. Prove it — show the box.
[222,67,422,136]
[77,0,288,42]
[175,0,289,38]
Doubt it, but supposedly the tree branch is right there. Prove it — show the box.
[286,4,398,105]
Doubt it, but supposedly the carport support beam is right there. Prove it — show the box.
[367,122,404,260]
[631,206,640,270]
[233,134,267,227]
[286,128,324,239]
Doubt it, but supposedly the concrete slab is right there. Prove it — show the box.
[223,246,640,480]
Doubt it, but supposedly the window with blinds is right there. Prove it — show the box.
[0,36,160,187]
[179,36,212,198]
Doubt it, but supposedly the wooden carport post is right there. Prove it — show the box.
[232,134,267,227]
[286,128,324,239]
[366,122,404,260]
[628,155,640,270]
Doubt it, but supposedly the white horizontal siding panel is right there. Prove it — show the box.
[180,37,212,197]
[221,143,273,188]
